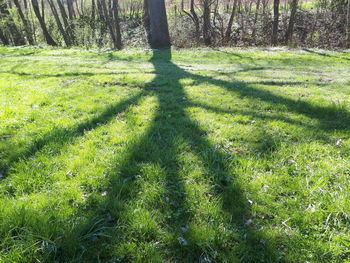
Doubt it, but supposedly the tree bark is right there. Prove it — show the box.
[347,0,350,48]
[56,0,75,44]
[48,0,71,46]
[98,0,121,49]
[0,27,9,45]
[143,0,151,42]
[112,0,122,49]
[251,0,261,42]
[92,0,96,19]
[190,0,200,41]
[285,0,298,44]
[272,0,280,45]
[31,0,57,46]
[144,0,171,48]
[202,0,212,46]
[96,0,107,46]
[13,0,35,45]
[67,0,76,20]
[41,0,45,20]
[99,0,115,45]
[224,0,238,43]
[0,0,26,45]
[182,0,200,41]
[74,0,81,16]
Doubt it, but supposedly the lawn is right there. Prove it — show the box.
[0,46,349,263]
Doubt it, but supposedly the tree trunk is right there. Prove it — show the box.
[48,0,71,46]
[91,0,96,39]
[143,0,151,42]
[57,0,75,44]
[41,0,45,20]
[144,0,171,48]
[182,0,200,41]
[251,0,261,42]
[67,0,76,20]
[224,0,238,43]
[74,0,81,16]
[98,0,121,49]
[202,0,212,46]
[190,0,200,41]
[92,0,96,19]
[0,0,26,45]
[272,0,280,45]
[13,0,35,45]
[112,0,122,49]
[0,27,9,45]
[31,0,57,46]
[285,0,298,44]
[96,0,107,46]
[347,0,350,48]
[81,0,85,16]
[99,0,115,46]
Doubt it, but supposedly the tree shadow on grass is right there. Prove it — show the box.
[189,69,350,132]
[71,49,350,262]
[66,49,284,263]
[303,48,350,61]
[2,48,349,262]
[0,92,144,177]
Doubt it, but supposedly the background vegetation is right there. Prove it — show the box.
[0,0,350,49]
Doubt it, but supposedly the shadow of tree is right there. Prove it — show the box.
[62,49,289,262]
[0,92,144,176]
[2,48,349,262]
[303,48,350,61]
[185,67,350,132]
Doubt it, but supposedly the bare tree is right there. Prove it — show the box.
[99,0,122,49]
[251,0,261,41]
[182,0,200,41]
[0,0,26,45]
[13,0,35,45]
[48,0,71,46]
[31,0,57,46]
[224,0,239,43]
[285,0,298,44]
[57,0,75,44]
[67,0,76,19]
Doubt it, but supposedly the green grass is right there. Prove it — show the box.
[0,46,349,263]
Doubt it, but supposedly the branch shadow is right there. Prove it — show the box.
[57,48,350,262]
[3,48,349,262]
[303,48,350,61]
[67,49,281,262]
[0,70,156,78]
[186,69,350,132]
[0,92,144,177]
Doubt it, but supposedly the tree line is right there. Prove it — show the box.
[0,0,349,49]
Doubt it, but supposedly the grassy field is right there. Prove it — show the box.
[0,46,349,263]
